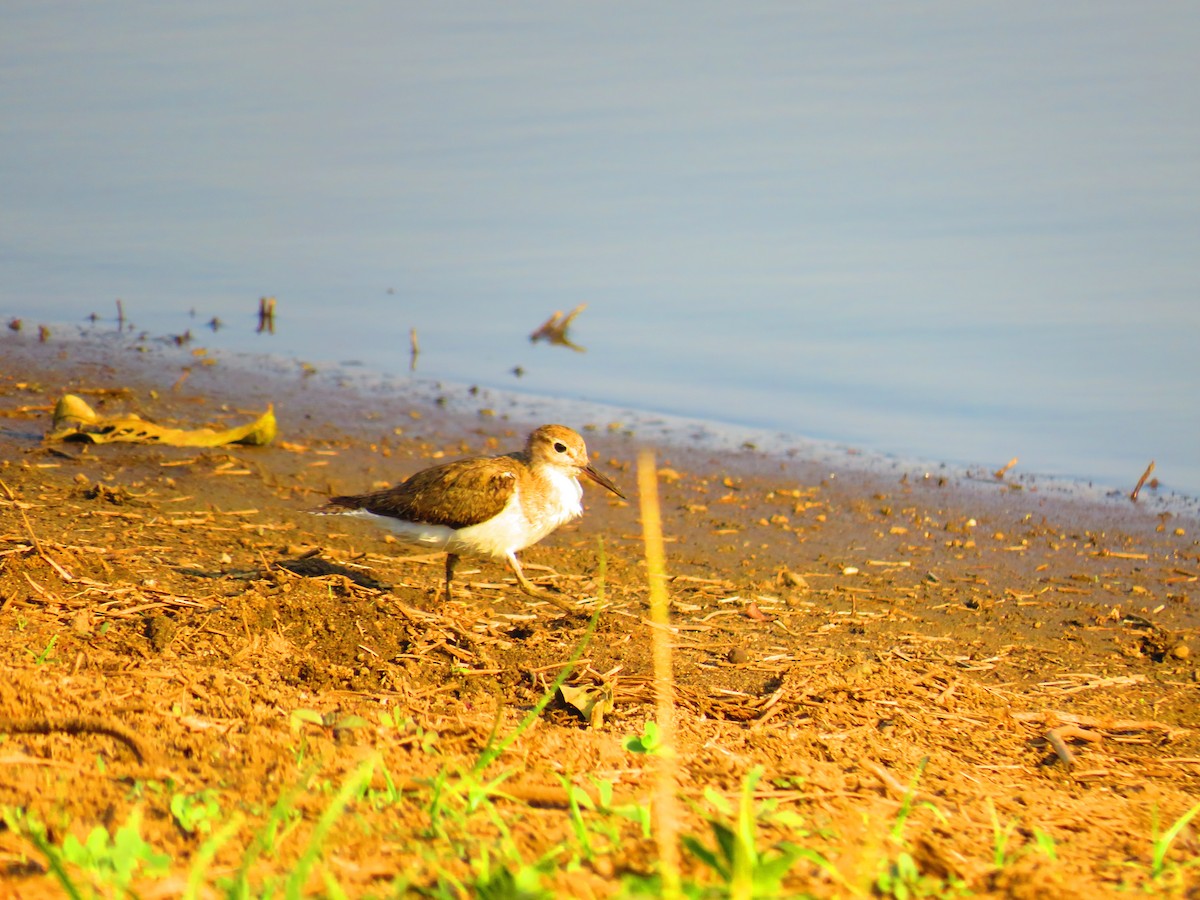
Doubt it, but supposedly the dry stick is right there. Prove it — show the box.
[14,500,74,583]
[1012,709,1176,734]
[859,759,917,801]
[993,456,1019,479]
[0,715,151,764]
[1045,728,1076,767]
[257,296,277,334]
[529,303,586,343]
[637,449,682,899]
[385,777,644,810]
[1131,460,1156,501]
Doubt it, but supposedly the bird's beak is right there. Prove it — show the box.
[582,464,625,499]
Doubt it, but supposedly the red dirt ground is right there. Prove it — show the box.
[1,334,1198,897]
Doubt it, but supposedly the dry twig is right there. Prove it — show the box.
[1131,460,1155,501]
[0,715,152,764]
[529,303,587,351]
[3,481,74,582]
[1044,725,1102,767]
[257,295,276,334]
[993,457,1019,479]
[860,759,919,801]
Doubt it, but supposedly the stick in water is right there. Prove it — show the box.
[994,457,1018,479]
[1130,460,1155,502]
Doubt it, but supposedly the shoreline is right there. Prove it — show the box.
[7,327,1197,524]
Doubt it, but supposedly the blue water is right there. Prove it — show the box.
[2,2,1198,495]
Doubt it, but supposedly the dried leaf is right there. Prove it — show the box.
[47,394,276,447]
[559,683,614,728]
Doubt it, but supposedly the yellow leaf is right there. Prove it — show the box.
[559,683,614,729]
[47,394,277,447]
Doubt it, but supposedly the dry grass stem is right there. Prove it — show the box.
[256,295,276,334]
[1131,459,1156,501]
[993,456,1019,479]
[638,448,682,898]
[529,303,587,351]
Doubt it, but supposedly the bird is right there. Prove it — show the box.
[313,424,624,609]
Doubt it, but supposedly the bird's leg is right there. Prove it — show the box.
[506,552,574,612]
[444,553,459,604]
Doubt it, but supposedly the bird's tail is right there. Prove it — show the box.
[309,495,368,515]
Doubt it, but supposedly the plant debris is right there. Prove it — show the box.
[47,393,276,447]
[530,303,587,351]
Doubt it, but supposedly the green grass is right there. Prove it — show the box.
[27,633,59,665]
[3,805,170,897]
[673,766,843,899]
[871,760,966,900]
[7,749,1200,898]
[171,788,224,836]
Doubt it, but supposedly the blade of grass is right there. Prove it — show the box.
[284,757,376,899]
[228,765,318,898]
[183,812,245,900]
[889,757,929,841]
[472,545,604,774]
[2,809,84,900]
[732,768,763,899]
[1152,801,1200,878]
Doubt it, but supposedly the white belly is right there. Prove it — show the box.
[350,471,583,560]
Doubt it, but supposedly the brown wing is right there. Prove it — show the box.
[323,457,519,529]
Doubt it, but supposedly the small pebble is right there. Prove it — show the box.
[727,647,749,665]
[1171,644,1189,660]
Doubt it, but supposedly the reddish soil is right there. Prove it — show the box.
[1,334,1198,897]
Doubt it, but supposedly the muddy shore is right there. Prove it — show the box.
[1,332,1197,897]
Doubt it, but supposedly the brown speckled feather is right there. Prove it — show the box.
[324,455,521,529]
[312,424,622,608]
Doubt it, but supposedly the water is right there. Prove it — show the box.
[2,2,1198,496]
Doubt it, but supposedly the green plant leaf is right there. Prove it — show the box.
[289,708,325,732]
[681,834,726,880]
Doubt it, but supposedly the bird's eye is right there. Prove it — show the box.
[554,442,567,453]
